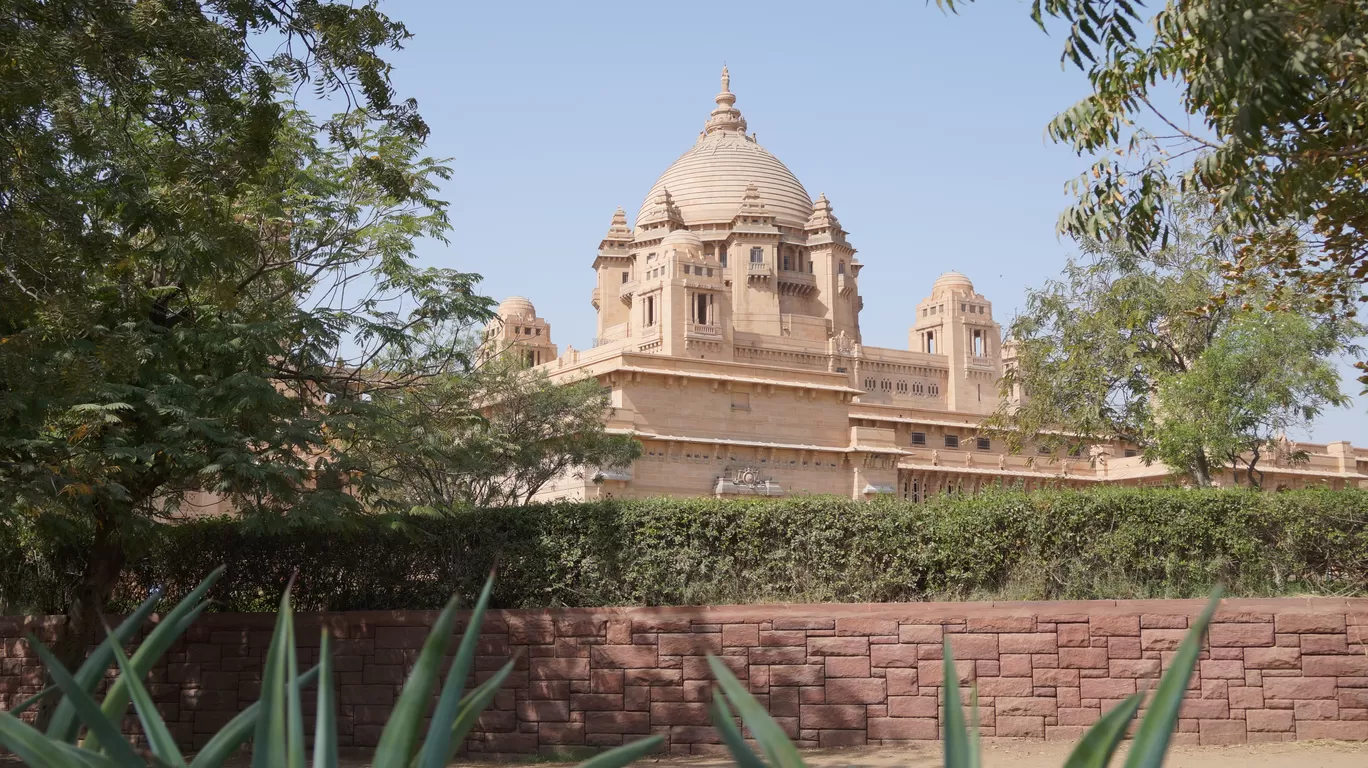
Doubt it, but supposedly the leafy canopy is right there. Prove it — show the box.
[940,0,1368,365]
[987,194,1359,487]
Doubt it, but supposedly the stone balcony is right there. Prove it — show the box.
[686,322,722,340]
[777,269,817,297]
[838,272,855,296]
[618,280,638,304]
[746,261,772,281]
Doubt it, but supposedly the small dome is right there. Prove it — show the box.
[660,229,704,250]
[931,272,975,298]
[496,296,536,319]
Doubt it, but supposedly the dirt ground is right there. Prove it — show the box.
[626,740,1368,768]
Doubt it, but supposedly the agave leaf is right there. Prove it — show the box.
[188,665,320,768]
[942,638,972,768]
[707,655,805,768]
[9,685,58,716]
[25,634,140,765]
[1123,589,1222,768]
[0,710,89,767]
[107,628,186,766]
[286,609,305,768]
[708,689,768,768]
[442,660,517,764]
[418,572,495,768]
[251,581,296,768]
[573,735,665,768]
[89,566,226,751]
[372,594,461,768]
[48,589,163,742]
[53,739,121,768]
[1064,693,1144,768]
[313,633,338,768]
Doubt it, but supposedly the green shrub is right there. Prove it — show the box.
[4,488,1367,614]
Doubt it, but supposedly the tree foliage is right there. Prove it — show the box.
[0,0,491,695]
[342,355,642,511]
[987,195,1359,486]
[941,0,1368,367]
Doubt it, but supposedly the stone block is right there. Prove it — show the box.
[1140,629,1187,651]
[946,634,998,659]
[590,646,657,669]
[997,697,1058,717]
[870,644,919,668]
[517,701,571,722]
[1198,719,1247,745]
[1089,616,1140,637]
[888,695,939,717]
[1060,648,1108,669]
[826,656,871,678]
[722,624,759,648]
[800,704,867,729]
[1295,699,1340,721]
[658,634,722,657]
[1304,655,1368,677]
[1209,624,1274,648]
[965,617,1035,633]
[807,637,869,657]
[997,715,1046,738]
[978,677,1035,697]
[1296,721,1368,740]
[759,630,807,646]
[1058,624,1090,648]
[751,647,807,665]
[1058,707,1100,726]
[531,658,590,681]
[1110,658,1161,678]
[1275,614,1347,634]
[825,678,886,705]
[1265,677,1338,700]
[999,633,1058,654]
[1199,659,1246,679]
[1032,668,1079,688]
[886,669,918,695]
[1244,647,1301,670]
[1079,678,1135,699]
[650,703,710,726]
[837,618,898,636]
[770,665,824,687]
[869,717,938,740]
[899,625,942,644]
[1302,634,1351,655]
[1246,709,1295,732]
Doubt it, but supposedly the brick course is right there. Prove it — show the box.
[2,597,1367,756]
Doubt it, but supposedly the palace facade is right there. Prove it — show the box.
[492,69,1368,501]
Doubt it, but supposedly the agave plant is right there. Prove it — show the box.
[0,566,663,767]
[704,591,1223,768]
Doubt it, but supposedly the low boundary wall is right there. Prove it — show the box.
[3,597,1368,756]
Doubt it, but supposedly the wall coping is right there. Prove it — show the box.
[6,596,1366,630]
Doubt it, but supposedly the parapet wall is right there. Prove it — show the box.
[3,598,1367,756]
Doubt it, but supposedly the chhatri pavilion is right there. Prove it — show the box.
[487,69,1368,501]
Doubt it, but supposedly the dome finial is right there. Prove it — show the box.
[705,66,747,135]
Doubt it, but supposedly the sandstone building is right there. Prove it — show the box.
[490,69,1368,501]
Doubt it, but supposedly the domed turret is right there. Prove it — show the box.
[496,296,537,320]
[931,271,975,298]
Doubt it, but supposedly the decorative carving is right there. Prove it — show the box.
[714,465,783,497]
[832,330,856,357]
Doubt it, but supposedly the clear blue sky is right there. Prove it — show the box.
[380,0,1367,445]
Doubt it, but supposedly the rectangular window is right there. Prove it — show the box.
[731,392,750,411]
[976,437,990,451]
[910,432,927,447]
[706,268,713,277]
[973,329,985,357]
[719,246,728,267]
[783,254,791,270]
[1124,449,1139,458]
[944,435,960,449]
[683,265,691,275]
[694,292,709,324]
[750,247,764,263]
[645,296,656,326]
[925,330,936,355]
[622,271,629,283]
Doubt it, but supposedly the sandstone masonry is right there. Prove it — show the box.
[3,598,1368,756]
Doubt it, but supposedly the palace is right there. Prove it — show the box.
[491,69,1368,501]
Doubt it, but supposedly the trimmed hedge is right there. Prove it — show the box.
[4,488,1368,614]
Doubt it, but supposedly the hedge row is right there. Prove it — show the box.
[4,488,1368,614]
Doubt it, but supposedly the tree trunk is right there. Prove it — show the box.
[34,512,126,730]
[1191,452,1213,487]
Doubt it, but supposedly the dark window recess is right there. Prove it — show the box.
[976,437,990,451]
[1124,449,1139,458]
[1068,446,1083,458]
[910,432,927,447]
[944,435,960,449]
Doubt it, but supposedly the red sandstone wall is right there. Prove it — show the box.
[3,598,1367,756]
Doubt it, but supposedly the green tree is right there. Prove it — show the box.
[345,355,642,510]
[0,0,490,691]
[941,0,1368,356]
[989,197,1359,487]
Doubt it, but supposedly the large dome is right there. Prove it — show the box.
[637,69,813,229]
